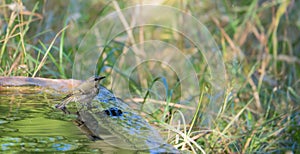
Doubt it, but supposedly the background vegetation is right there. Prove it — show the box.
[0,0,299,153]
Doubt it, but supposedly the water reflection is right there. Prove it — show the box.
[0,86,180,153]
[0,88,88,152]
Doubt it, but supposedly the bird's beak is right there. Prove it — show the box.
[94,76,106,81]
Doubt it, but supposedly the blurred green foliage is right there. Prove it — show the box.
[0,0,299,153]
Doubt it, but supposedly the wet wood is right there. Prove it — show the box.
[0,76,83,92]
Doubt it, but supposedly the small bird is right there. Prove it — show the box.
[55,76,106,113]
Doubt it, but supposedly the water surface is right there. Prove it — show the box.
[0,86,134,153]
[0,85,179,153]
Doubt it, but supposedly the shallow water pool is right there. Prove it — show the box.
[0,86,135,153]
[0,78,180,153]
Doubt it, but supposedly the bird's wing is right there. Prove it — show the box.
[56,93,76,109]
[62,93,74,100]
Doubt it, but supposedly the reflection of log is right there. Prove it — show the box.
[0,76,82,92]
[73,111,102,141]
